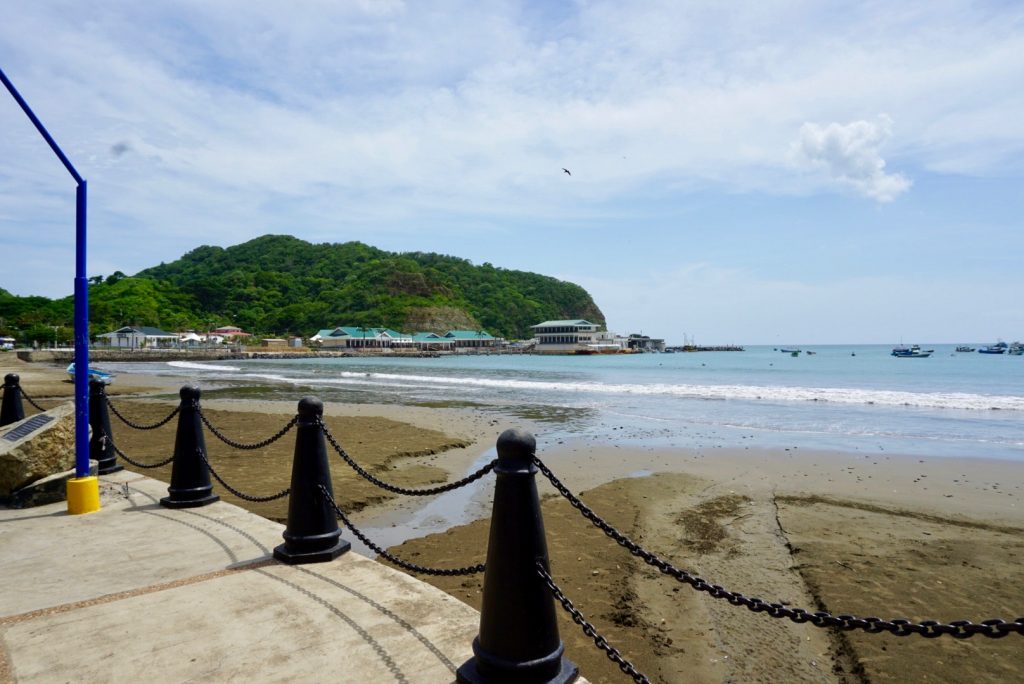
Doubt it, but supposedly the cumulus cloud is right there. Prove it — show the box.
[3,1,1023,300]
[794,115,911,202]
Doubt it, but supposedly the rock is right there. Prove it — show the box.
[2,459,99,508]
[0,402,80,496]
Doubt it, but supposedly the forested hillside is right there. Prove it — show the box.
[0,235,605,341]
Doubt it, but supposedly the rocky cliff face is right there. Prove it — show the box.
[402,306,481,334]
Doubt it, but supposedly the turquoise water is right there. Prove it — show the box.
[103,344,1024,460]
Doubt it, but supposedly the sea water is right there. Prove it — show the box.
[103,344,1024,461]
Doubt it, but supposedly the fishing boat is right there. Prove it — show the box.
[955,346,975,352]
[978,341,1008,355]
[66,363,115,384]
[1009,342,1023,356]
[891,345,933,358]
[779,348,801,354]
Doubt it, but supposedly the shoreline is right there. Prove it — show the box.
[5,356,1023,681]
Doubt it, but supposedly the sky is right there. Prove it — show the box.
[1,1,1022,344]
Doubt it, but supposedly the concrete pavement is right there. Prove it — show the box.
[0,470,482,683]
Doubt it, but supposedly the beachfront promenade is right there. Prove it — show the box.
[0,468,491,683]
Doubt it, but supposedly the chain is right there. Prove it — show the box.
[108,437,175,469]
[534,457,1024,640]
[537,562,651,684]
[196,447,290,502]
[319,417,497,495]
[105,396,181,430]
[18,387,47,412]
[319,484,485,576]
[198,405,298,450]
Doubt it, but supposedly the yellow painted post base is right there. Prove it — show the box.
[67,476,100,515]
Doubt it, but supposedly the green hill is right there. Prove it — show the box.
[1,235,605,341]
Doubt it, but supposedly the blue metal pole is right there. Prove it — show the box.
[1,68,89,479]
[74,182,89,477]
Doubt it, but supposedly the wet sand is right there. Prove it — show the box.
[6,356,1023,682]
[393,445,1024,683]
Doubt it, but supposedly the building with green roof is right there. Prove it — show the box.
[443,330,498,349]
[312,326,412,349]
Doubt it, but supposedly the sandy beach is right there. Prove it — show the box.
[4,356,1022,683]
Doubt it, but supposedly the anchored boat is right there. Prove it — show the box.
[891,345,933,358]
[978,342,1008,355]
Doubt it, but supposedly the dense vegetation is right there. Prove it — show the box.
[0,235,604,342]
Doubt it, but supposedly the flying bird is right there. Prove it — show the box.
[562,168,571,176]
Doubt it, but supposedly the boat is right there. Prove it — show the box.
[955,346,975,352]
[66,363,115,384]
[1009,342,1023,356]
[891,345,933,358]
[979,341,1008,355]
[779,348,801,354]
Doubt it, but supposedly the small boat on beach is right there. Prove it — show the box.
[66,363,115,384]
[891,345,933,358]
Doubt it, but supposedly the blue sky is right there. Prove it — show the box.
[2,1,1022,344]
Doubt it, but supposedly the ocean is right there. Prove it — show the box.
[101,344,1024,461]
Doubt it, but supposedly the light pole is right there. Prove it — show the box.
[2,68,98,513]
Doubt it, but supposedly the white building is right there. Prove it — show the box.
[96,326,179,349]
[530,320,625,354]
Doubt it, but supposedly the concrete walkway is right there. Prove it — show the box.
[0,470,482,683]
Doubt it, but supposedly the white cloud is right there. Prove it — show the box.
[2,1,1024,301]
[794,116,911,202]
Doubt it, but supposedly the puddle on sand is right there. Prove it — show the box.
[350,447,498,557]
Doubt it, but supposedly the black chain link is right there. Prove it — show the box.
[538,562,651,684]
[198,405,298,450]
[534,457,1024,640]
[197,447,290,502]
[319,484,485,576]
[105,396,180,430]
[319,417,497,495]
[107,437,175,469]
[18,387,47,412]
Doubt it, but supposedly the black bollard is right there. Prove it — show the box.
[457,429,578,684]
[1,373,26,427]
[90,379,122,474]
[273,397,350,564]
[160,386,219,508]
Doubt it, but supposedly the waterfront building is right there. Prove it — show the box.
[411,332,455,351]
[210,325,252,339]
[95,326,179,349]
[443,330,499,349]
[530,320,625,354]
[312,326,412,349]
[626,333,666,352]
